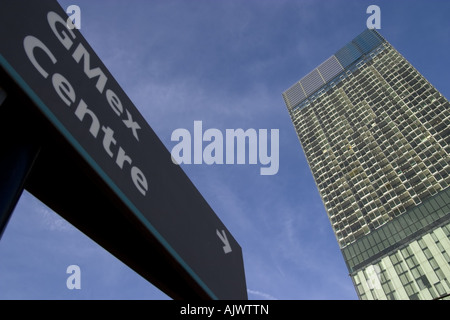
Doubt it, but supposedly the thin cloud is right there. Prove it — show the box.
[247,289,278,300]
[37,205,75,233]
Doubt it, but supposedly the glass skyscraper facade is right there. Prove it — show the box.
[283,29,450,300]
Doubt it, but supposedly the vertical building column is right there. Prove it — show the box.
[0,87,40,239]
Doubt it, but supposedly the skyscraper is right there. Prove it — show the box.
[283,29,450,300]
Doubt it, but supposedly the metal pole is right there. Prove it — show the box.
[0,87,40,240]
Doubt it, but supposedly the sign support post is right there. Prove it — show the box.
[0,88,40,239]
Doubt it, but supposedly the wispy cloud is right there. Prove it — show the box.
[247,289,278,300]
[36,205,75,233]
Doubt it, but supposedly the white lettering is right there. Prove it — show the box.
[101,126,117,158]
[66,5,81,30]
[122,109,141,141]
[23,35,57,79]
[223,304,269,316]
[171,128,191,164]
[72,43,108,94]
[131,166,148,196]
[203,128,223,165]
[23,11,149,197]
[258,129,279,176]
[74,99,100,138]
[180,304,214,317]
[52,73,75,106]
[106,89,123,117]
[170,121,279,175]
[116,146,132,169]
[48,10,142,142]
[366,5,381,30]
[48,11,76,50]
[66,265,81,290]
[193,120,203,164]
[226,128,257,165]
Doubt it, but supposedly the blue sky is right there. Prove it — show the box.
[0,0,449,300]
